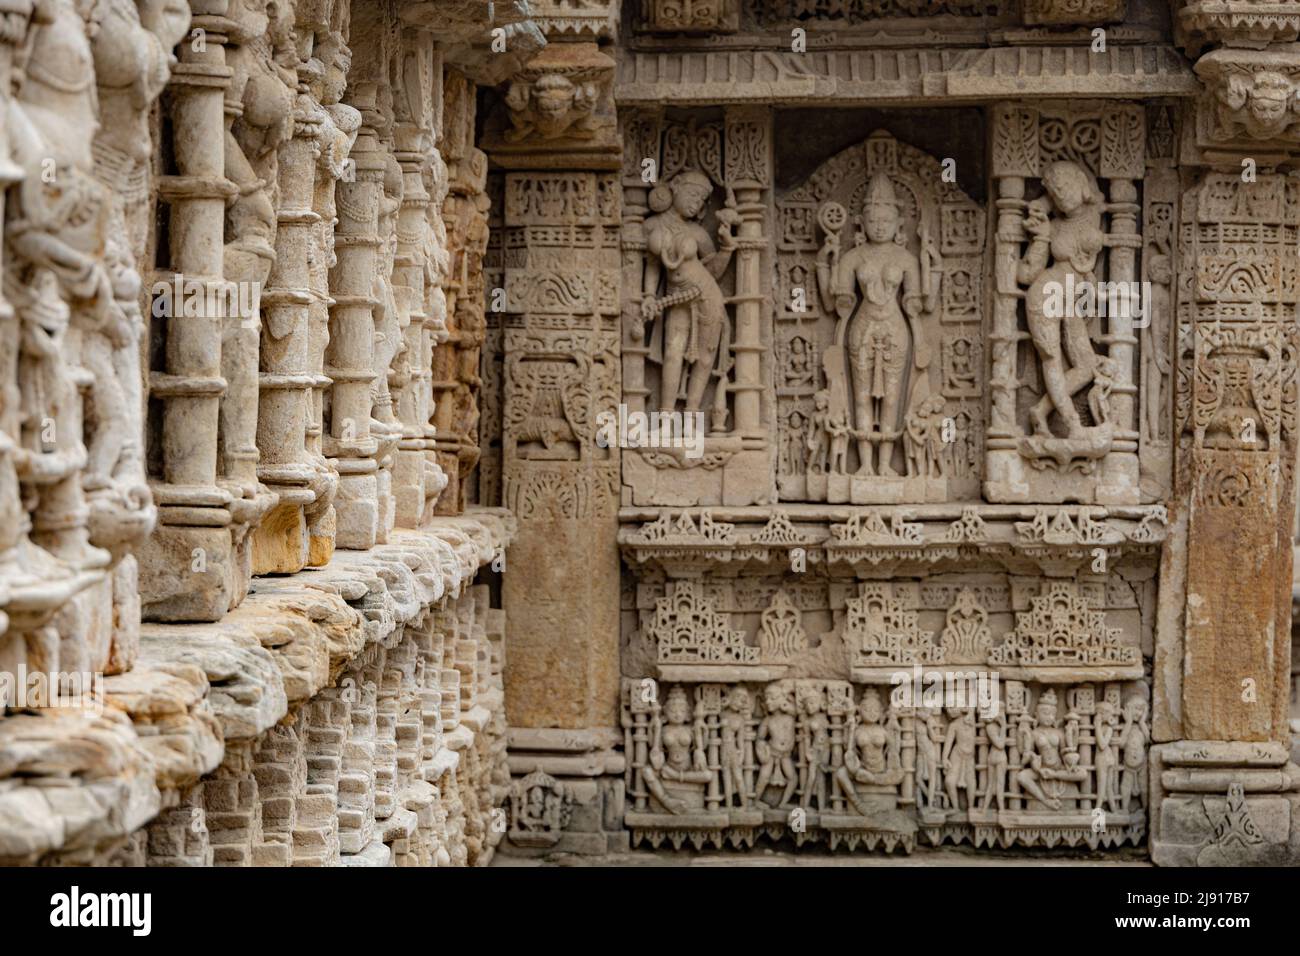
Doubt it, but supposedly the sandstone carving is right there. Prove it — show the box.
[0,0,1297,875]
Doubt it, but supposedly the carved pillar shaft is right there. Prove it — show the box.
[143,1,238,621]
[1096,108,1143,504]
[326,84,381,549]
[620,110,657,420]
[724,107,770,441]
[990,175,1025,439]
[253,94,321,573]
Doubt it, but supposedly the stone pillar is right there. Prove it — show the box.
[483,20,627,856]
[143,0,239,621]
[433,70,487,516]
[724,106,769,443]
[1152,24,1300,863]
[326,80,382,549]
[303,16,358,567]
[391,32,449,528]
[252,62,322,574]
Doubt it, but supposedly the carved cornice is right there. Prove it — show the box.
[529,0,619,40]
[1023,0,1127,27]
[1177,0,1300,57]
[617,505,1168,576]
[615,45,1199,105]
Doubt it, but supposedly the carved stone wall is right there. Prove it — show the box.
[2,0,1298,870]
[490,0,1300,865]
[0,0,515,867]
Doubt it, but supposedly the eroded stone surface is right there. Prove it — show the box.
[1,0,1298,871]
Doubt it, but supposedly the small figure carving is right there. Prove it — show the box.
[806,388,850,475]
[755,682,799,808]
[904,393,946,479]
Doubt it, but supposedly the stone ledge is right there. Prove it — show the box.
[0,510,515,866]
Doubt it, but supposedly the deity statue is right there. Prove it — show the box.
[979,711,1009,811]
[1017,161,1112,455]
[1143,252,1173,442]
[1015,689,1088,811]
[834,688,903,815]
[942,707,977,813]
[917,708,946,810]
[640,170,737,416]
[1118,695,1148,812]
[815,173,935,476]
[641,686,712,814]
[7,0,125,569]
[1094,699,1120,813]
[719,685,752,809]
[797,682,832,811]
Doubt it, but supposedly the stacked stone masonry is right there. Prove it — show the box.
[0,0,525,866]
[2,0,1300,869]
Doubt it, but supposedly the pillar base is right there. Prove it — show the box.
[139,525,235,622]
[1150,740,1300,866]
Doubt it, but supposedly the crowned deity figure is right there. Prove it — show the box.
[816,172,934,476]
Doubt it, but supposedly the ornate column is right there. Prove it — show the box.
[390,30,448,528]
[433,70,487,516]
[142,0,239,621]
[326,76,382,550]
[723,106,770,446]
[1151,5,1300,864]
[252,21,323,574]
[305,19,357,566]
[619,109,659,423]
[482,5,625,857]
[89,0,189,669]
[0,0,102,685]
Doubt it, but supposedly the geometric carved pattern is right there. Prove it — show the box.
[653,581,757,665]
[990,582,1138,667]
[845,583,937,668]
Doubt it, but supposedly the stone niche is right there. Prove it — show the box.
[617,101,1175,855]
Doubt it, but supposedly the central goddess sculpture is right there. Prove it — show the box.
[815,172,931,477]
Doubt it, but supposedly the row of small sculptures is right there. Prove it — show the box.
[626,680,1148,819]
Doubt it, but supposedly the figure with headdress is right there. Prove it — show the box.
[815,172,932,476]
[1018,161,1108,441]
[640,170,737,416]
